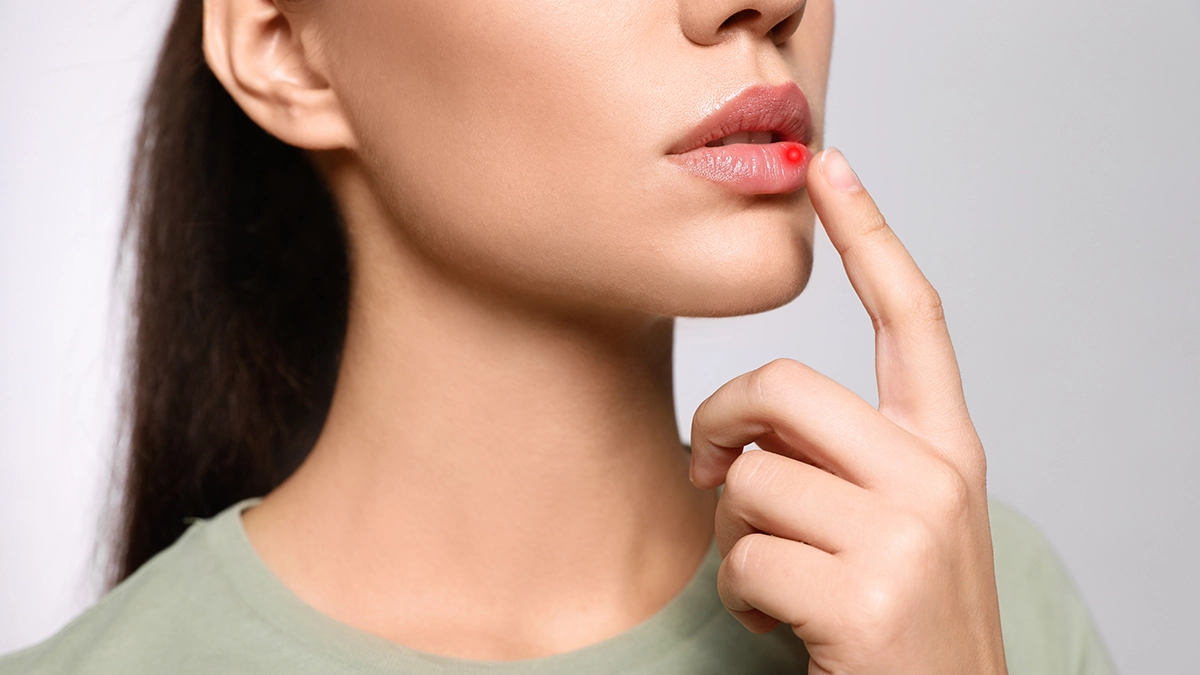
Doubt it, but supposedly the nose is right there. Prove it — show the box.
[679,0,808,47]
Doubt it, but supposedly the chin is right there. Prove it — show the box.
[635,237,814,319]
[685,259,813,318]
[660,206,816,318]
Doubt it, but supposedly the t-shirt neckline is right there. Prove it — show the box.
[204,496,725,674]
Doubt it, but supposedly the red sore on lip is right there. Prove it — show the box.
[667,141,811,195]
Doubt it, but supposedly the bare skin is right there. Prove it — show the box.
[204,0,1007,671]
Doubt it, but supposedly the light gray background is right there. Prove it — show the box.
[2,1,1197,672]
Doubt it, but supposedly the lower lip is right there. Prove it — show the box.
[667,142,811,195]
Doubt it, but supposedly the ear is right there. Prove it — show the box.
[203,0,355,150]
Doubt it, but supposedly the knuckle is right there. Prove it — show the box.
[964,444,988,484]
[857,209,893,243]
[963,432,989,476]
[691,391,726,439]
[846,576,907,638]
[885,512,938,563]
[692,387,718,422]
[749,358,808,402]
[907,283,946,325]
[950,435,989,487]
[844,514,946,638]
[868,308,888,332]
[923,461,972,517]
[690,397,712,435]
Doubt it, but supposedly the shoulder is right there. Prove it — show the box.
[0,515,250,675]
[986,498,1118,675]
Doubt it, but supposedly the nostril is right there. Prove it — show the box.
[719,9,761,31]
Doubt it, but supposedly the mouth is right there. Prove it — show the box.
[702,131,787,147]
[666,81,815,195]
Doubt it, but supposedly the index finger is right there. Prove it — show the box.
[806,148,969,440]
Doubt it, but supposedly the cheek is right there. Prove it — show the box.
[321,0,823,315]
[327,1,668,268]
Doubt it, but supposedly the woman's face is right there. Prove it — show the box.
[304,0,834,318]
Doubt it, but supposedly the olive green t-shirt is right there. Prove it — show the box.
[0,497,1116,674]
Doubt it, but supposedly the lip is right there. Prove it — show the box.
[666,81,814,195]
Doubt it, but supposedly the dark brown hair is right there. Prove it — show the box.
[108,0,349,586]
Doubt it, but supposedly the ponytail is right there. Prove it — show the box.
[109,0,349,586]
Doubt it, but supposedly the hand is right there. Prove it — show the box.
[689,148,1008,675]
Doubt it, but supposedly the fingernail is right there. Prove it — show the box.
[820,147,862,192]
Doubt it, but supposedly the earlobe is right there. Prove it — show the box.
[202,0,355,150]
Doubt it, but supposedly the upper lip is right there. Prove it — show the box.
[667,81,814,154]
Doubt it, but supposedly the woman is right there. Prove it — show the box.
[0,0,1116,673]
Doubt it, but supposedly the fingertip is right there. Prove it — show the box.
[818,147,862,193]
[688,455,726,490]
[732,608,783,634]
[805,148,841,209]
[806,147,828,188]
[690,466,717,490]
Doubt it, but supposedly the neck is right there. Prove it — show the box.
[242,163,718,660]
